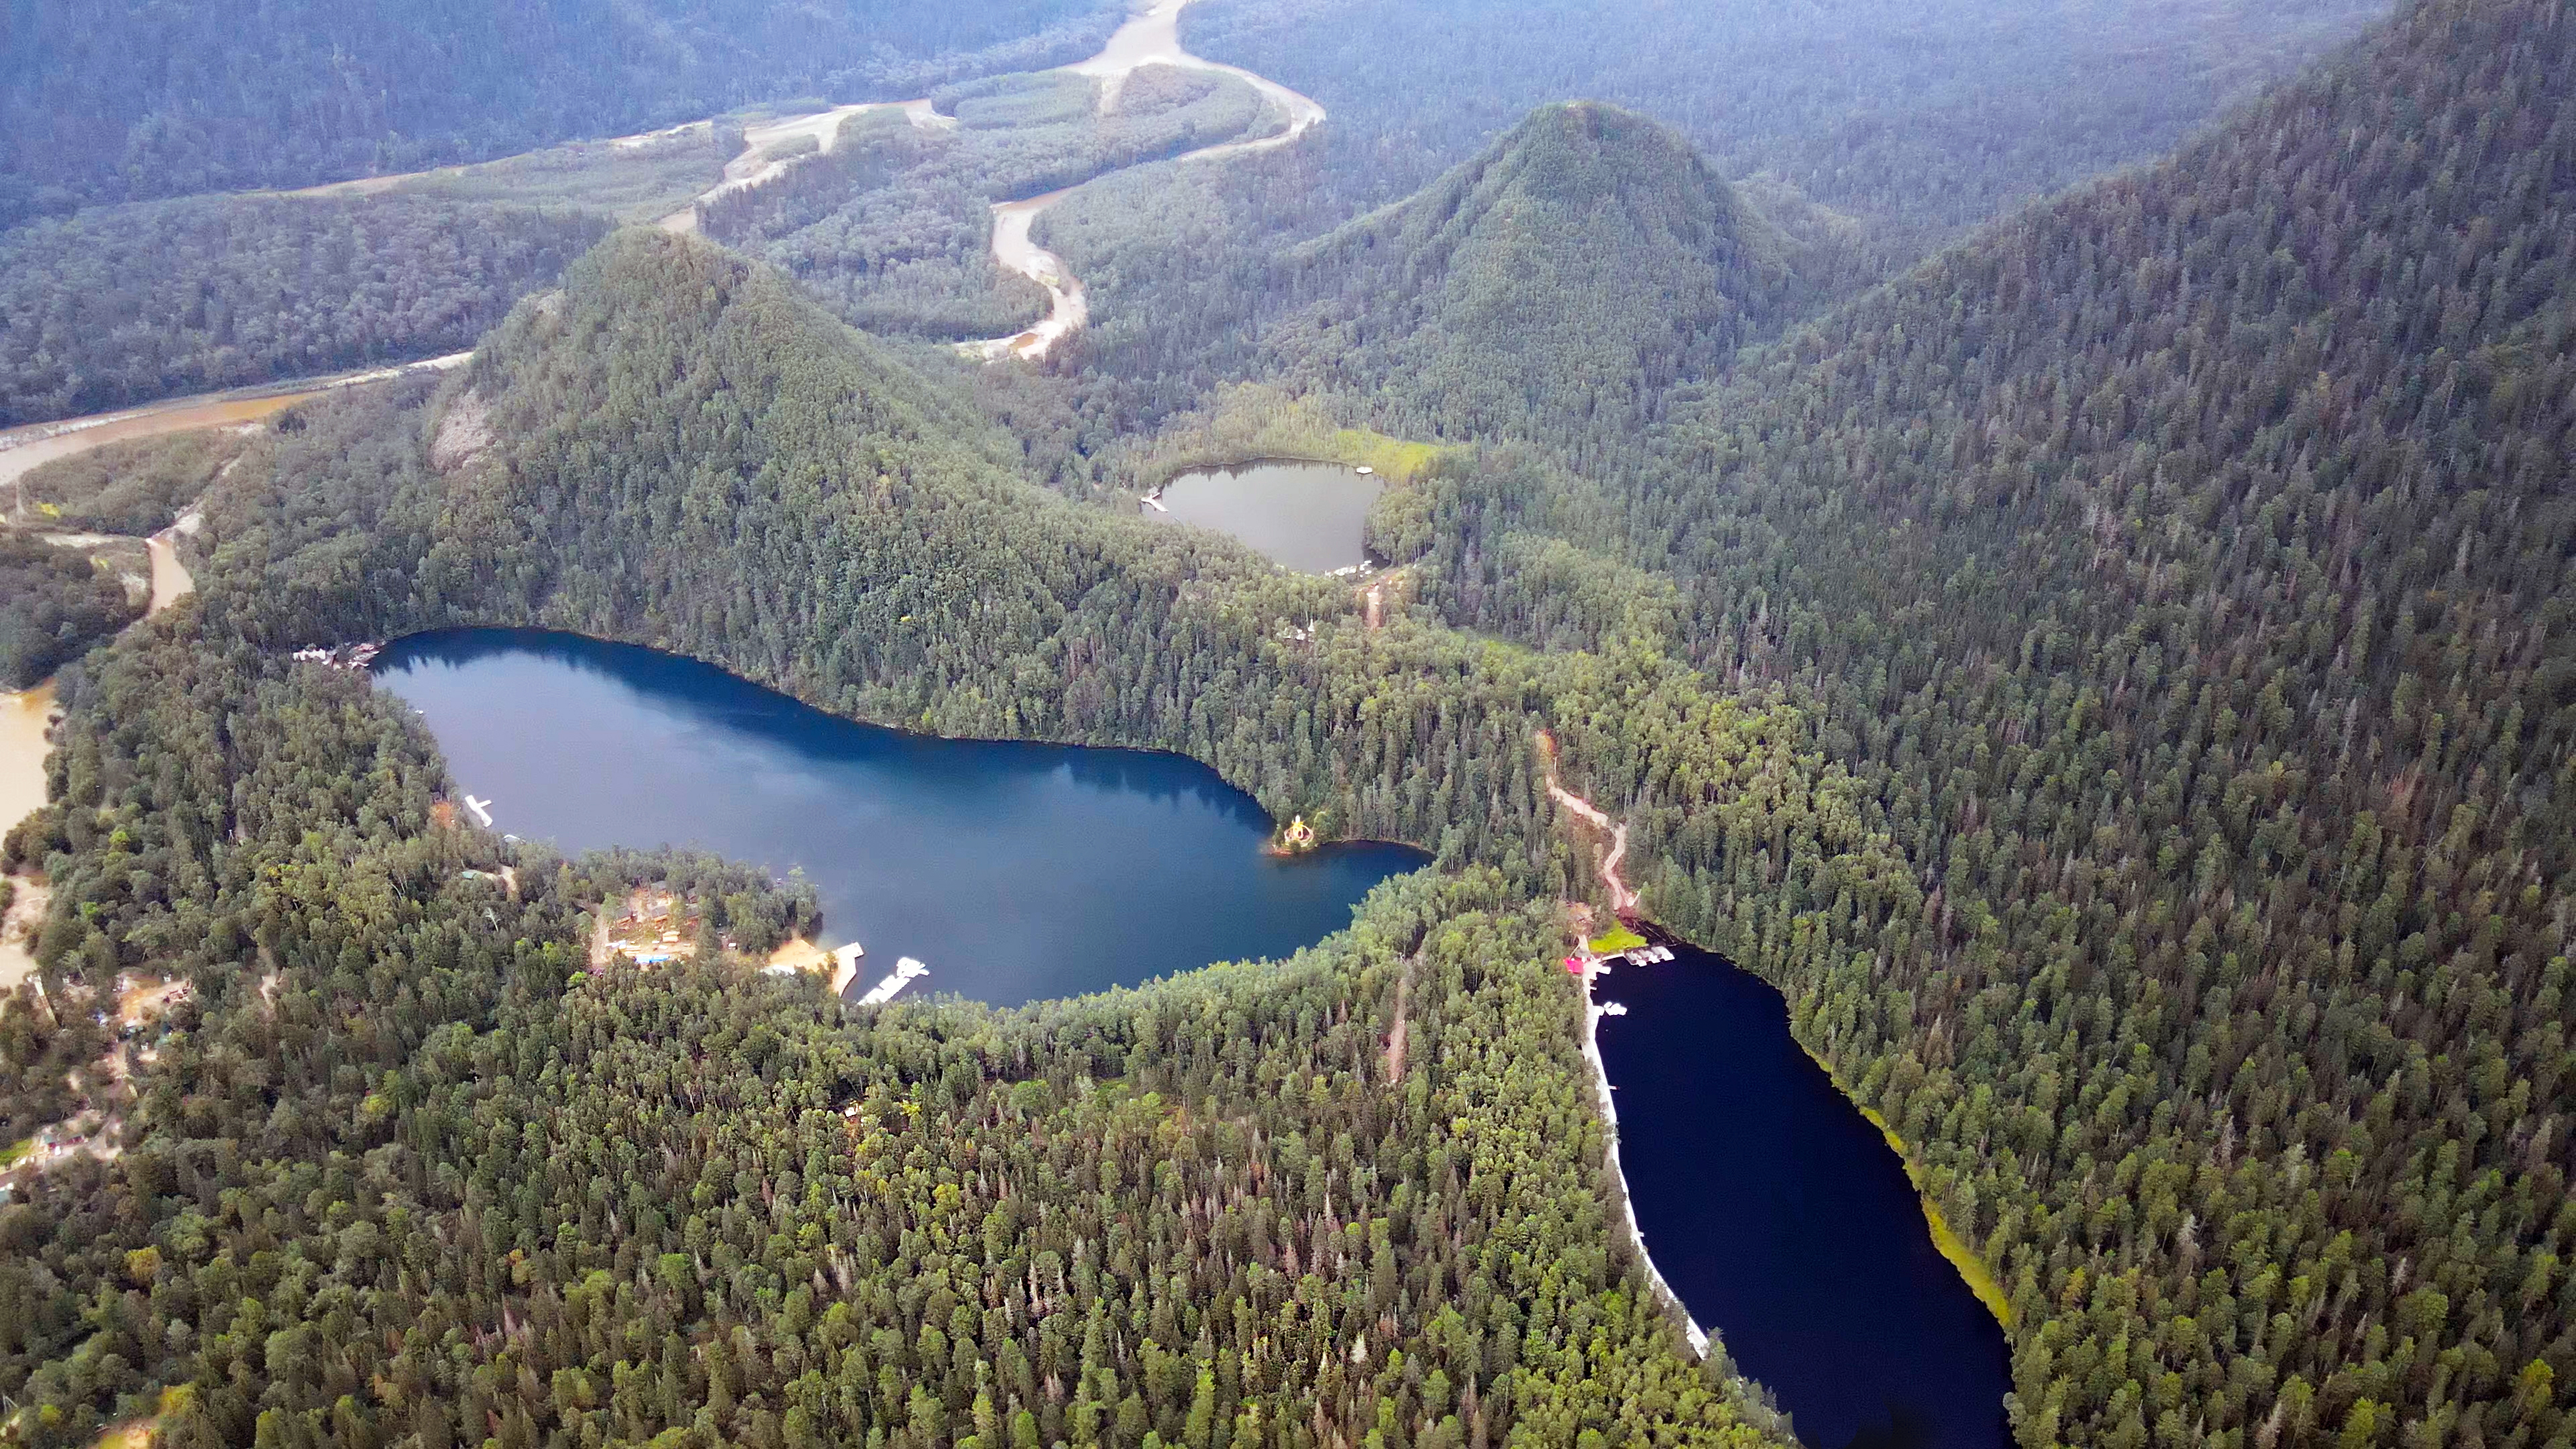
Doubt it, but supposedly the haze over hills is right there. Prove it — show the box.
[1269,103,1800,444]
[1183,0,2394,264]
[0,0,1120,223]
[5,0,2576,1447]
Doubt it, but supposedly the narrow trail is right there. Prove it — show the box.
[1382,957,1411,1084]
[1536,729,1639,915]
[964,0,1326,361]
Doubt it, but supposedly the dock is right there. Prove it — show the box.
[463,795,494,828]
[828,942,867,998]
[855,956,928,1007]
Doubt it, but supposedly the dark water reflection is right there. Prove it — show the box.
[1593,945,2014,1449]
[374,629,1427,1006]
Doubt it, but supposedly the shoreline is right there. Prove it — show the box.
[1578,967,1711,1357]
[0,352,472,491]
[1788,1032,2016,1329]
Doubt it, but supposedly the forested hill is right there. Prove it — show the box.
[1267,103,1798,448]
[1182,0,2389,270]
[0,226,1921,1447]
[0,0,1117,225]
[1416,0,2576,1441]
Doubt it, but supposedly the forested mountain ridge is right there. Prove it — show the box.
[1265,103,1798,448]
[1401,0,2576,1442]
[1181,0,2390,274]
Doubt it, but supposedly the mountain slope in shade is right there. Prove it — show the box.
[1270,101,1799,443]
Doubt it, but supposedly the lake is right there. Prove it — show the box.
[1146,460,1382,573]
[373,629,2013,1449]
[372,629,1427,1006]
[1593,945,2014,1449]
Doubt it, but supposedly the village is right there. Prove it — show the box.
[586,885,908,1004]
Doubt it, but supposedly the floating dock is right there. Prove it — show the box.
[828,942,867,998]
[855,956,928,1006]
[462,795,494,828]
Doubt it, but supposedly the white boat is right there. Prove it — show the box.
[855,956,929,1006]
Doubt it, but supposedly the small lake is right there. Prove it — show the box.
[1146,460,1381,573]
[1594,945,2013,1449]
[373,629,1427,1006]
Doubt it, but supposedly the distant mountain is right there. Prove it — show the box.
[1185,0,2390,269]
[1271,101,1798,443]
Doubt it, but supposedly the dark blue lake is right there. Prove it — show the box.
[1593,945,2013,1449]
[372,629,1428,1006]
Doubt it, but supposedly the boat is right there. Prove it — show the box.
[855,956,929,1006]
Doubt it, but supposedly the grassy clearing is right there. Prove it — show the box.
[1587,926,1649,953]
[1126,382,1454,488]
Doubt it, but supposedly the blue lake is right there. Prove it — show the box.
[1593,945,2014,1449]
[375,630,2010,1449]
[372,629,1428,1006]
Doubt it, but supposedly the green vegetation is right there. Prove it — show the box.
[11,433,252,538]
[381,125,739,223]
[3,0,2572,1445]
[1117,385,1451,494]
[1367,0,2576,1444]
[0,0,1124,223]
[0,226,1895,1446]
[0,976,108,1148]
[0,195,606,427]
[1183,0,2385,271]
[1270,103,1801,447]
[701,68,1280,339]
[0,535,142,689]
[0,620,1790,1448]
[1584,928,1645,955]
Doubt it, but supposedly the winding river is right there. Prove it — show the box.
[967,0,1326,361]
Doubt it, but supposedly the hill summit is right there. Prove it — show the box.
[1272,101,1797,441]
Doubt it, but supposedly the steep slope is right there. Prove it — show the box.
[1413,0,2576,1442]
[1268,102,1799,445]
